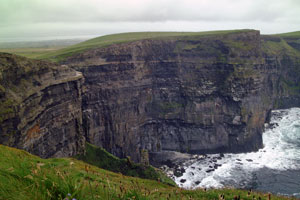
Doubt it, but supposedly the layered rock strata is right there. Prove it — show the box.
[1,30,300,164]
[0,53,85,158]
[65,30,283,162]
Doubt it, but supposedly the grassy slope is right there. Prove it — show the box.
[0,144,297,200]
[0,47,65,59]
[35,30,253,62]
[0,39,84,59]
[272,31,300,38]
[1,30,299,62]
[75,143,175,186]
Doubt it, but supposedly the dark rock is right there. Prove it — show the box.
[174,168,185,177]
[214,164,222,169]
[206,169,215,173]
[180,179,186,183]
[246,159,253,162]
[64,30,270,162]
[0,53,85,158]
[195,181,201,185]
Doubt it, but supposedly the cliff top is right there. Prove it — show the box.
[0,52,82,99]
[0,53,82,123]
[37,29,257,62]
[272,31,300,38]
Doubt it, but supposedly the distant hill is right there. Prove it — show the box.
[0,39,85,49]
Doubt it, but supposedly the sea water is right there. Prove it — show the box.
[174,108,300,198]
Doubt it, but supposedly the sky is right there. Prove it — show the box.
[0,0,300,42]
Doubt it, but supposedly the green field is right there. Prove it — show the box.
[0,38,84,59]
[272,31,300,38]
[1,30,300,63]
[0,144,297,200]
[0,47,65,59]
[30,30,253,62]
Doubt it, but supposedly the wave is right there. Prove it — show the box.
[173,108,300,197]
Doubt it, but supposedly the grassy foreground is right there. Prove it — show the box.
[0,144,297,200]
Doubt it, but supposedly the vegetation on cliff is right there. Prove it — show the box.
[0,144,297,200]
[0,53,52,123]
[75,143,175,186]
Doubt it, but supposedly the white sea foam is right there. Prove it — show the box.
[175,108,300,190]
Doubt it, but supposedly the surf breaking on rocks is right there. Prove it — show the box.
[161,108,300,197]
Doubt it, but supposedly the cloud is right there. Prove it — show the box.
[2,0,299,23]
[0,0,299,41]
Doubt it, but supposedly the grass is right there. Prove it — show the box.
[0,144,298,200]
[272,31,300,38]
[0,47,66,59]
[75,143,175,186]
[0,38,84,59]
[261,36,300,56]
[34,30,254,62]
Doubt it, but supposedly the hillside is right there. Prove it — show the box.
[272,31,300,38]
[0,144,296,200]
[35,30,253,62]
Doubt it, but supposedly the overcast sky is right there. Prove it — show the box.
[1,0,300,42]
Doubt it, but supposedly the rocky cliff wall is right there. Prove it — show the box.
[261,35,300,109]
[1,30,299,163]
[0,53,85,158]
[64,30,294,162]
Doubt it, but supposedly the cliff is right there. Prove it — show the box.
[63,30,300,162]
[1,30,300,164]
[0,53,85,158]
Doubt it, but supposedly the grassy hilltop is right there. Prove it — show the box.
[1,30,253,62]
[2,30,300,63]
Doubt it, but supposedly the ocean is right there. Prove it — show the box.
[174,108,300,198]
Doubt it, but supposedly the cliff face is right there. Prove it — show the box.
[0,53,85,158]
[64,30,289,162]
[261,35,300,109]
[1,30,299,163]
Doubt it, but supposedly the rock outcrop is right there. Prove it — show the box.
[1,30,300,164]
[0,53,85,158]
